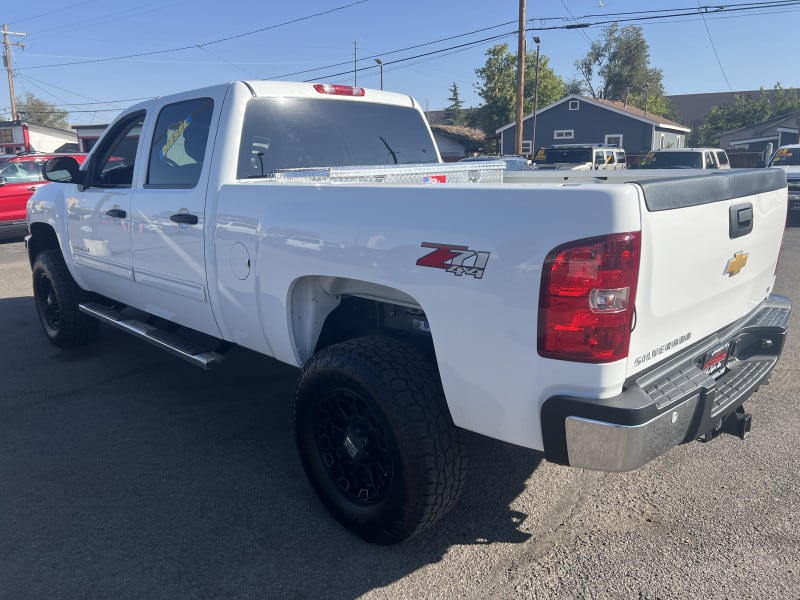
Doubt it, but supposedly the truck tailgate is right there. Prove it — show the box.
[627,169,787,377]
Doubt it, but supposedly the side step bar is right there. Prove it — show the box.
[79,302,226,369]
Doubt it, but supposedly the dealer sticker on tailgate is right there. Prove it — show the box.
[701,342,733,378]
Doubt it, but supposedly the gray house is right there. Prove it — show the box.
[496,94,690,157]
[429,124,486,162]
[719,111,800,153]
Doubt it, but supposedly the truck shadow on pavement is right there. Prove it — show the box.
[0,295,542,600]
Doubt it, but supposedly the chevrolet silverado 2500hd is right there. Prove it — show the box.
[25,81,791,544]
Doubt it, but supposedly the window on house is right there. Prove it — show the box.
[554,129,574,139]
[569,101,580,111]
[605,134,623,148]
[82,138,99,152]
[521,140,532,154]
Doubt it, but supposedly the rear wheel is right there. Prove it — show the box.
[293,336,466,544]
[32,250,99,348]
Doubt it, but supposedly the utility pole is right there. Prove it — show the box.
[374,58,384,90]
[353,40,358,87]
[3,24,27,121]
[531,36,541,158]
[514,0,527,156]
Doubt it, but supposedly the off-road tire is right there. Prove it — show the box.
[293,336,466,545]
[32,249,99,348]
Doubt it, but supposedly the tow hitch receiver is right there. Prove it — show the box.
[729,406,753,440]
[701,406,753,442]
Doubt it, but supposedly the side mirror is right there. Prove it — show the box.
[0,176,6,186]
[44,156,85,185]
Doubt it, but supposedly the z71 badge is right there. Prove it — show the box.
[416,242,491,279]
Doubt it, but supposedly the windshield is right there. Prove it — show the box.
[643,151,703,169]
[769,147,800,167]
[238,97,438,178]
[540,147,592,164]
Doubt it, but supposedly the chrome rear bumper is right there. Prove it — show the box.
[541,294,791,472]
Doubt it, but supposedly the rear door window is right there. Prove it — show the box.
[147,97,214,188]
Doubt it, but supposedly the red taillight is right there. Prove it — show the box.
[538,232,641,363]
[313,83,366,97]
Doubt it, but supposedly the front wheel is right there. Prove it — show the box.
[293,336,466,544]
[32,249,99,348]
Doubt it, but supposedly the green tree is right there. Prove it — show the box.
[472,43,566,135]
[564,78,585,96]
[695,84,800,146]
[769,83,800,116]
[444,82,465,125]
[15,92,69,129]
[576,24,669,117]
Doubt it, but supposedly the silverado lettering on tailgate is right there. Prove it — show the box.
[633,332,692,367]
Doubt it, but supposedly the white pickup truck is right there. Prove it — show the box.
[767,144,800,219]
[26,81,791,544]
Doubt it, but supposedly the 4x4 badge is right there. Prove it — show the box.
[417,242,491,279]
[724,251,748,277]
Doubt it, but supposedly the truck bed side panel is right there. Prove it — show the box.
[211,182,642,451]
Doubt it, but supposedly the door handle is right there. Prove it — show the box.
[106,208,127,218]
[729,203,753,239]
[27,186,39,192]
[170,213,198,225]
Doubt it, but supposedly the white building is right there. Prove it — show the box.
[0,120,78,154]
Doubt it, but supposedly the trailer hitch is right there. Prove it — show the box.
[700,406,752,443]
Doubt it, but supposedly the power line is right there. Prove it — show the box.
[11,0,800,114]
[16,1,370,71]
[262,21,516,80]
[19,0,799,75]
[270,1,800,85]
[300,32,515,84]
[697,1,734,91]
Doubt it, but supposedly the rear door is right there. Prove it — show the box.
[129,93,221,336]
[627,169,786,376]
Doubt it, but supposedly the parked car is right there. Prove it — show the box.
[767,144,800,221]
[638,148,730,170]
[0,152,87,238]
[532,144,626,171]
[459,155,531,171]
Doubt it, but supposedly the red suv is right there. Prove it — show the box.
[0,152,88,238]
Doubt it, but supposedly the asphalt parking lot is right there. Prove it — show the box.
[1,227,798,600]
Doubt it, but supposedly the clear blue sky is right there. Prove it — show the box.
[4,0,800,125]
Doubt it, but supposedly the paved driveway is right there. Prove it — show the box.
[1,229,798,599]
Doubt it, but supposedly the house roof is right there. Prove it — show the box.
[718,110,800,142]
[429,123,485,144]
[495,94,690,134]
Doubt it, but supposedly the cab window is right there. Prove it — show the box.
[147,97,214,188]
